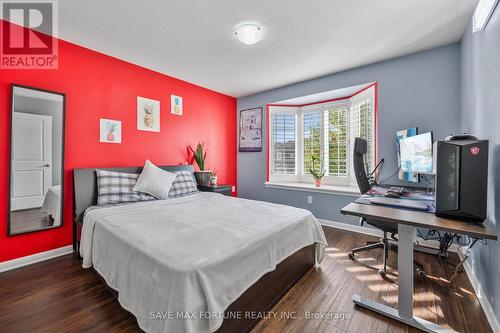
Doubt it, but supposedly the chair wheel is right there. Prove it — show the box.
[348,253,355,260]
[378,269,386,277]
[416,268,426,277]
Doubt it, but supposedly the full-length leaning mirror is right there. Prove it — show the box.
[8,85,66,236]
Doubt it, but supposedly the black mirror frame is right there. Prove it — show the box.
[7,84,66,236]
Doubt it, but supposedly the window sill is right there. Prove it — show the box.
[264,181,360,196]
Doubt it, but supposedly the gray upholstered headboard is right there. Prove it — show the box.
[73,165,195,222]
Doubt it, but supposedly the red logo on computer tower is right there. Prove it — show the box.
[471,147,480,155]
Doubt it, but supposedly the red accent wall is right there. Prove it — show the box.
[0,23,237,262]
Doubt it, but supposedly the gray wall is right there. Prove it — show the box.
[14,96,63,185]
[237,43,462,224]
[461,7,500,323]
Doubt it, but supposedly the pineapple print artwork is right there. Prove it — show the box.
[143,103,154,128]
[171,94,183,116]
[100,119,121,143]
[107,122,117,141]
[137,96,160,132]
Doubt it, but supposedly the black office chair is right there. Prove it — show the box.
[349,137,425,277]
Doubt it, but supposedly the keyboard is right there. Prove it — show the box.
[385,186,405,198]
[389,186,405,194]
[370,197,428,211]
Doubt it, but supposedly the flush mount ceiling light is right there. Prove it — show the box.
[234,24,263,45]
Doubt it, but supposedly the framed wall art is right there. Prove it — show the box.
[100,118,122,144]
[137,96,160,132]
[239,107,262,152]
[171,95,183,116]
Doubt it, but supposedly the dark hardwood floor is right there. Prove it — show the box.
[10,208,54,234]
[0,226,492,333]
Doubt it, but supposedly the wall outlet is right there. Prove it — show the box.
[232,186,236,192]
[307,195,313,204]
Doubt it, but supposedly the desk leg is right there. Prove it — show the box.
[398,224,414,319]
[352,224,458,333]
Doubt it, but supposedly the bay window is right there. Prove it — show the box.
[268,84,376,188]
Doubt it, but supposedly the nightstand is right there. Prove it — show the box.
[197,184,232,196]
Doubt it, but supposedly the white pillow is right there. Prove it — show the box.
[133,160,177,199]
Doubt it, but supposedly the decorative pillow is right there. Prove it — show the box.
[133,160,177,199]
[96,170,156,206]
[168,170,198,198]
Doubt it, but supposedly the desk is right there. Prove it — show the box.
[341,202,497,333]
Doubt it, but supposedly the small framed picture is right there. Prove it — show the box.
[239,107,262,152]
[171,95,183,116]
[100,119,122,144]
[137,96,160,132]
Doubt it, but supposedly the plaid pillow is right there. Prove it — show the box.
[168,171,198,198]
[96,170,156,206]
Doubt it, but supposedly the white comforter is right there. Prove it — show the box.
[80,192,327,333]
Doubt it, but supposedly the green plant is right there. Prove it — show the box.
[189,143,207,171]
[143,104,154,114]
[308,155,326,180]
[211,168,217,176]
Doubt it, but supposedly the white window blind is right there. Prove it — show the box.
[327,107,348,177]
[271,113,296,175]
[303,112,321,173]
[350,97,374,175]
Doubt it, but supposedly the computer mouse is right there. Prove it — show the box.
[385,192,401,198]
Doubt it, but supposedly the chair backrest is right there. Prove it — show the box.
[353,138,398,233]
[353,137,371,194]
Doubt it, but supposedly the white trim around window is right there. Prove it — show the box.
[268,106,300,182]
[264,181,360,196]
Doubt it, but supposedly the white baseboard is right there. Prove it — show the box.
[319,218,382,237]
[0,245,73,273]
[459,250,500,333]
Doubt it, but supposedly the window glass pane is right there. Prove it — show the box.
[303,112,321,174]
[272,114,296,175]
[328,107,348,176]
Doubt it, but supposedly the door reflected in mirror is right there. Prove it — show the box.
[9,85,65,235]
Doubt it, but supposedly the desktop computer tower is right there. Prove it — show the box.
[435,139,488,222]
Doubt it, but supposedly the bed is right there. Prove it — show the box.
[73,165,327,333]
[41,184,61,226]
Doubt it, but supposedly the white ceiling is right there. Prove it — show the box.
[58,0,477,98]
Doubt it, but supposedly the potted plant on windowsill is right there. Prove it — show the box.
[308,155,326,187]
[189,143,212,186]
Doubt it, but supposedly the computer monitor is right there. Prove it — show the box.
[399,132,433,174]
[396,127,419,182]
